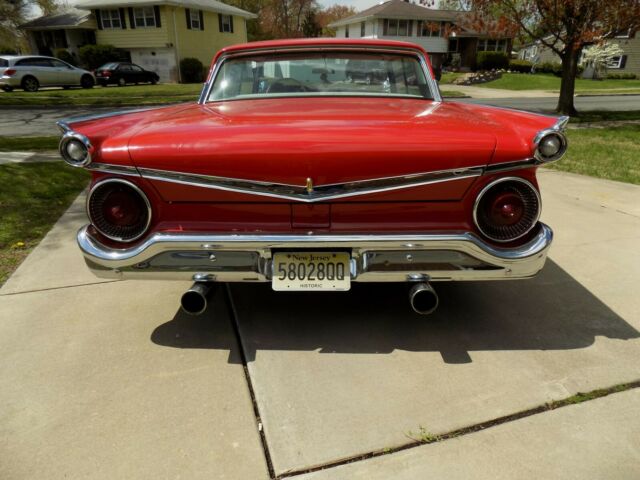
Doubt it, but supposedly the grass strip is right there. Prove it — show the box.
[0,162,89,286]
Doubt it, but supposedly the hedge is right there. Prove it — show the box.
[55,49,76,66]
[78,44,128,70]
[508,59,533,73]
[180,57,205,83]
[476,51,509,71]
[606,72,637,79]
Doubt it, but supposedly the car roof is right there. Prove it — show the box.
[217,38,428,56]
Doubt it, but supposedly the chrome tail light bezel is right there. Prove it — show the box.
[59,131,93,167]
[473,176,542,243]
[533,115,569,164]
[87,178,152,243]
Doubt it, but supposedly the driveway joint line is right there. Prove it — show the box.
[225,284,277,479]
[0,280,120,296]
[275,380,640,479]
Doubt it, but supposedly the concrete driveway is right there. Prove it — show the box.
[1,170,639,479]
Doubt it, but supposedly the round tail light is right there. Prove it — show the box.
[88,179,151,242]
[473,177,540,243]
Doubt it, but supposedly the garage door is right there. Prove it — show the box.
[130,48,177,83]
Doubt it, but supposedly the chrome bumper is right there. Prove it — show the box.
[77,223,553,283]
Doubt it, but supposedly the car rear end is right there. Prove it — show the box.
[55,39,568,314]
[0,57,20,91]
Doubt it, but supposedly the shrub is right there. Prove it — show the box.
[476,51,509,71]
[508,59,533,73]
[534,61,583,77]
[54,48,76,66]
[0,46,18,55]
[180,57,204,83]
[78,44,128,70]
[607,72,637,79]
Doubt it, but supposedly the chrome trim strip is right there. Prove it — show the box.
[77,223,553,282]
[87,178,153,243]
[137,166,484,202]
[56,107,163,134]
[200,45,441,105]
[472,177,542,244]
[87,163,140,177]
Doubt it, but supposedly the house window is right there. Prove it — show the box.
[220,14,232,32]
[449,38,459,52]
[134,7,155,27]
[345,25,349,38]
[100,9,122,29]
[417,21,442,37]
[607,56,624,69]
[360,22,365,37]
[384,19,410,36]
[615,28,631,39]
[477,39,508,52]
[190,9,201,29]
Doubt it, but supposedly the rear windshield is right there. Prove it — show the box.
[0,58,8,67]
[97,63,119,70]
[208,51,433,101]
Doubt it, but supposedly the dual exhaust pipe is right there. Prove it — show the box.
[181,281,439,316]
[181,282,217,316]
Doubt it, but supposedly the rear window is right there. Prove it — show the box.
[97,63,119,70]
[208,51,433,101]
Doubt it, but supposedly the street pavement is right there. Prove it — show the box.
[1,169,639,479]
[1,93,640,138]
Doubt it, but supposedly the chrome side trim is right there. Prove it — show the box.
[56,107,163,134]
[200,45,441,105]
[87,163,140,177]
[137,165,484,202]
[77,223,553,282]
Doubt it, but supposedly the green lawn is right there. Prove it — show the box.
[478,73,640,93]
[439,72,465,85]
[547,125,640,184]
[0,136,59,151]
[0,83,202,107]
[0,163,90,286]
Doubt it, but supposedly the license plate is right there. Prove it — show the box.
[272,252,351,291]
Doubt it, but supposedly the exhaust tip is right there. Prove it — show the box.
[409,282,439,315]
[181,282,215,316]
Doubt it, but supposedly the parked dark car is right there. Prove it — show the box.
[345,59,388,84]
[94,62,159,86]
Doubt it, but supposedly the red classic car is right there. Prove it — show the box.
[57,39,568,315]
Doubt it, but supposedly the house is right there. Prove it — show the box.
[517,30,639,76]
[328,0,513,71]
[20,8,97,58]
[20,0,256,82]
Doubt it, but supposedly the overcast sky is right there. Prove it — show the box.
[318,0,377,10]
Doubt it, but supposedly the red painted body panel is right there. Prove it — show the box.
[69,39,558,248]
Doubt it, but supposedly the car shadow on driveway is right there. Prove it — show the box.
[150,260,639,364]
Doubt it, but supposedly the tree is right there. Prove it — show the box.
[316,4,357,37]
[1,0,28,53]
[453,0,640,115]
[581,43,624,79]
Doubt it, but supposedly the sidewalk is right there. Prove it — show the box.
[449,84,558,98]
[0,150,58,165]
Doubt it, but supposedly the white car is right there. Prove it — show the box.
[0,55,95,92]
